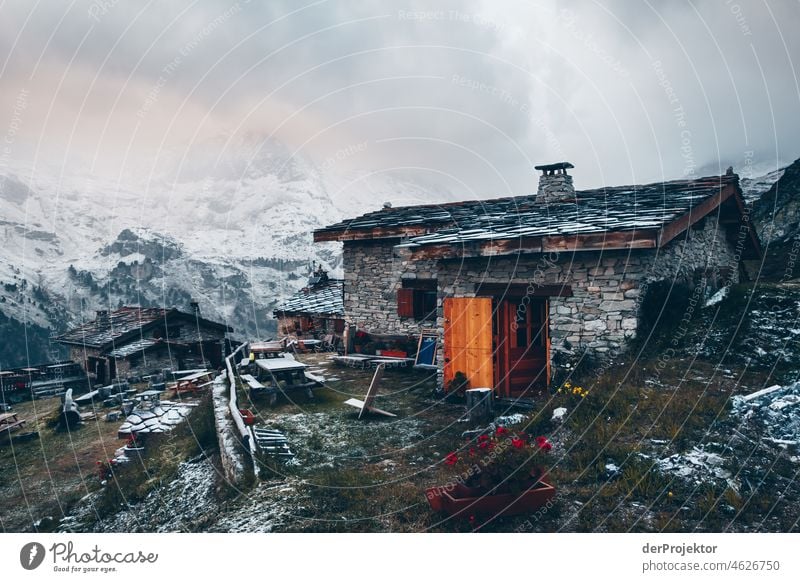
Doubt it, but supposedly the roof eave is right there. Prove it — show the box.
[313,225,434,242]
[399,230,658,260]
[54,338,104,349]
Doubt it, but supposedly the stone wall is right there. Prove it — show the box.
[276,314,344,338]
[650,215,739,288]
[122,348,178,379]
[342,239,438,335]
[437,216,737,357]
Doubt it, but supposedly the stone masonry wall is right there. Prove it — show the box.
[437,216,737,358]
[342,239,438,335]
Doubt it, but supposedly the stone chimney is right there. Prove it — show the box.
[535,162,575,203]
[189,300,200,315]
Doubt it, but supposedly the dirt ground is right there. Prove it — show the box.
[0,396,122,532]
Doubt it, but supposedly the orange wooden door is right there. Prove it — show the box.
[443,297,494,391]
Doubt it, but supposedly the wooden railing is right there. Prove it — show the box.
[224,343,258,474]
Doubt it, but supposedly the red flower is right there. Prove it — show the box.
[479,441,490,449]
[468,448,476,457]
[496,426,509,436]
[511,438,525,449]
[535,436,552,452]
[477,434,489,443]
[444,452,459,466]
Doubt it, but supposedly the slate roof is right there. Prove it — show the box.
[56,306,231,350]
[314,174,741,246]
[107,338,161,358]
[273,279,344,318]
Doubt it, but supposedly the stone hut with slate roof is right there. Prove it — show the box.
[314,163,761,397]
[273,267,345,340]
[56,306,232,385]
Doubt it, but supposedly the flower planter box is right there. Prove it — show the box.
[428,476,556,518]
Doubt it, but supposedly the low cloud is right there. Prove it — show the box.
[0,0,797,194]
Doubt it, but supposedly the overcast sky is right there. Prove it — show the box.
[1,0,799,197]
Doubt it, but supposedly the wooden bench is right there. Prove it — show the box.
[240,373,278,405]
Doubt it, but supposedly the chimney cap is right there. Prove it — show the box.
[534,161,574,173]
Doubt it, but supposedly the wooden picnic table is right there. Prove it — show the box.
[241,374,270,391]
[333,355,414,369]
[240,373,277,404]
[0,412,27,436]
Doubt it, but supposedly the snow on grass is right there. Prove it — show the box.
[704,286,729,307]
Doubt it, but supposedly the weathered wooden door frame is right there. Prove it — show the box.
[491,295,551,397]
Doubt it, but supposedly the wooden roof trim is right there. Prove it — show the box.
[657,182,735,247]
[313,225,436,242]
[401,230,657,260]
[729,185,763,259]
[541,231,657,252]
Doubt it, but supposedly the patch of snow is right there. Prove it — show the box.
[704,286,730,308]
[494,412,527,426]
[658,446,736,489]
[732,380,800,447]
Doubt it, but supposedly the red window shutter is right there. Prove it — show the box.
[397,288,415,317]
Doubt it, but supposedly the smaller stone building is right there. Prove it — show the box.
[314,162,761,397]
[273,268,345,341]
[56,305,232,384]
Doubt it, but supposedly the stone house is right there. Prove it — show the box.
[56,305,232,385]
[273,268,345,340]
[314,162,761,397]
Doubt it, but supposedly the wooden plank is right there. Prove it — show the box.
[406,231,658,259]
[657,183,734,247]
[542,231,657,252]
[728,186,763,259]
[544,299,551,388]
[343,398,397,418]
[361,364,385,418]
[313,225,432,242]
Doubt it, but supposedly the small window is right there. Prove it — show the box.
[397,282,438,322]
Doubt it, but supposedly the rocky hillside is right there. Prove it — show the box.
[751,158,800,281]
